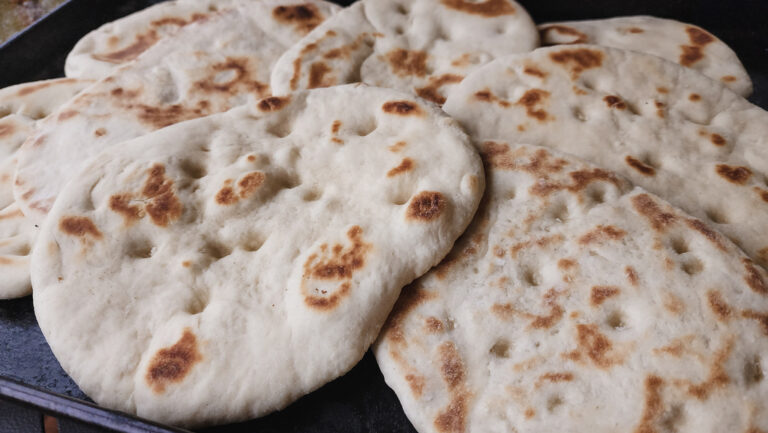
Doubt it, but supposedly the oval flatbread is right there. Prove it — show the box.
[31,85,484,427]
[270,0,538,105]
[375,142,768,433]
[443,45,768,269]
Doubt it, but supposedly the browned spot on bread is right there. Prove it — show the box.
[94,128,107,137]
[530,288,565,329]
[685,218,726,251]
[146,328,202,393]
[182,261,191,268]
[405,374,425,397]
[532,168,622,197]
[215,186,237,205]
[603,95,627,110]
[308,61,334,89]
[654,100,666,118]
[473,89,510,108]
[258,96,290,112]
[0,257,15,265]
[434,392,468,433]
[525,408,535,419]
[680,45,704,66]
[709,133,726,146]
[0,208,24,220]
[744,259,768,295]
[194,57,267,96]
[383,283,437,344]
[415,74,464,105]
[707,290,732,320]
[109,194,142,225]
[439,341,465,389]
[756,187,768,203]
[515,89,551,122]
[21,188,36,200]
[14,78,74,96]
[689,93,701,102]
[434,342,469,433]
[387,158,415,177]
[439,0,515,17]
[510,234,565,258]
[573,324,621,368]
[383,101,424,116]
[540,25,588,44]
[425,317,444,333]
[523,66,548,78]
[386,49,428,77]
[493,246,506,258]
[558,258,576,270]
[631,194,677,232]
[331,120,342,134]
[686,339,732,400]
[59,216,102,239]
[0,123,14,137]
[388,141,407,152]
[238,172,265,198]
[272,3,323,34]
[591,286,620,306]
[579,225,627,245]
[678,27,716,67]
[742,310,768,335]
[57,110,78,121]
[687,26,715,46]
[407,191,445,221]
[628,27,645,33]
[625,266,639,286]
[715,164,752,185]
[722,75,737,83]
[91,31,159,63]
[537,372,574,388]
[549,48,603,79]
[30,198,55,213]
[142,164,182,226]
[657,87,669,94]
[480,142,566,174]
[633,375,664,433]
[491,303,515,320]
[134,103,209,129]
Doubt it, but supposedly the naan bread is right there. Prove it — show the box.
[31,86,484,427]
[65,0,243,79]
[0,78,92,299]
[375,142,768,433]
[443,45,768,269]
[14,0,340,225]
[270,0,538,104]
[539,16,752,96]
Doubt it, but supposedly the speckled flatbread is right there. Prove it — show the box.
[14,0,340,225]
[539,16,752,96]
[270,0,538,105]
[375,142,768,433]
[0,78,92,299]
[443,45,768,270]
[31,85,484,427]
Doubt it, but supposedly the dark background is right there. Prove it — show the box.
[1,1,766,432]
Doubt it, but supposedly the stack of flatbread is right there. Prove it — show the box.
[2,0,766,430]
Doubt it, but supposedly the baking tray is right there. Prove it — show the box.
[1,0,767,432]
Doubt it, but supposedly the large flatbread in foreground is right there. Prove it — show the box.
[0,78,92,299]
[31,86,484,427]
[538,16,752,96]
[443,45,768,269]
[270,0,538,104]
[14,0,340,224]
[375,142,768,433]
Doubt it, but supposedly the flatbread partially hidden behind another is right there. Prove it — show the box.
[443,45,768,269]
[270,0,538,105]
[375,142,768,433]
[539,16,752,96]
[31,86,484,427]
[15,0,340,225]
[0,78,92,299]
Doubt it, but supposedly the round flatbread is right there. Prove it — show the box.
[375,142,768,433]
[539,16,752,96]
[0,78,92,299]
[14,0,341,225]
[443,45,768,269]
[270,0,538,105]
[31,85,484,427]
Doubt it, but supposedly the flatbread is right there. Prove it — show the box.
[375,142,768,433]
[0,78,92,299]
[31,85,484,427]
[539,16,752,96]
[14,0,340,225]
[270,0,538,105]
[443,45,768,269]
[65,0,243,79]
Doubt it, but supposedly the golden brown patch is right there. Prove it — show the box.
[146,328,202,393]
[578,225,627,245]
[558,258,576,270]
[57,110,78,121]
[272,3,323,34]
[382,101,424,116]
[686,339,732,400]
[722,75,737,83]
[524,408,536,419]
[523,66,548,78]
[631,194,677,232]
[509,234,565,258]
[654,100,666,118]
[540,25,588,44]
[633,375,664,433]
[572,324,621,368]
[59,216,102,240]
[386,49,428,77]
[515,89,551,122]
[529,288,565,329]
[407,191,446,221]
[709,133,726,146]
[91,31,159,63]
[238,172,265,198]
[625,266,639,286]
[707,290,732,320]
[742,310,768,336]
[549,48,604,79]
[258,96,291,112]
[439,0,515,17]
[15,78,74,96]
[109,194,143,225]
[686,26,715,46]
[689,93,701,102]
[425,317,445,333]
[405,374,425,397]
[603,95,627,110]
[480,143,567,175]
[93,128,107,137]
[531,168,622,197]
[685,218,726,251]
[536,372,574,387]
[756,187,768,204]
[473,89,511,108]
[434,393,469,433]
[628,27,645,33]
[715,164,752,185]
[387,158,415,177]
[680,45,704,66]
[388,141,407,152]
[0,123,15,137]
[439,342,465,389]
[415,74,464,105]
[434,341,469,433]
[194,57,268,96]
[142,164,183,226]
[308,62,334,89]
[0,208,24,220]
[744,258,768,296]
[591,286,620,306]
[383,283,437,345]
[134,102,210,130]
[331,120,342,134]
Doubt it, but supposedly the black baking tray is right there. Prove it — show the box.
[1,0,767,432]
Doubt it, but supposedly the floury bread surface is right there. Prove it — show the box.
[14,0,341,224]
[31,86,484,427]
[375,142,768,433]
